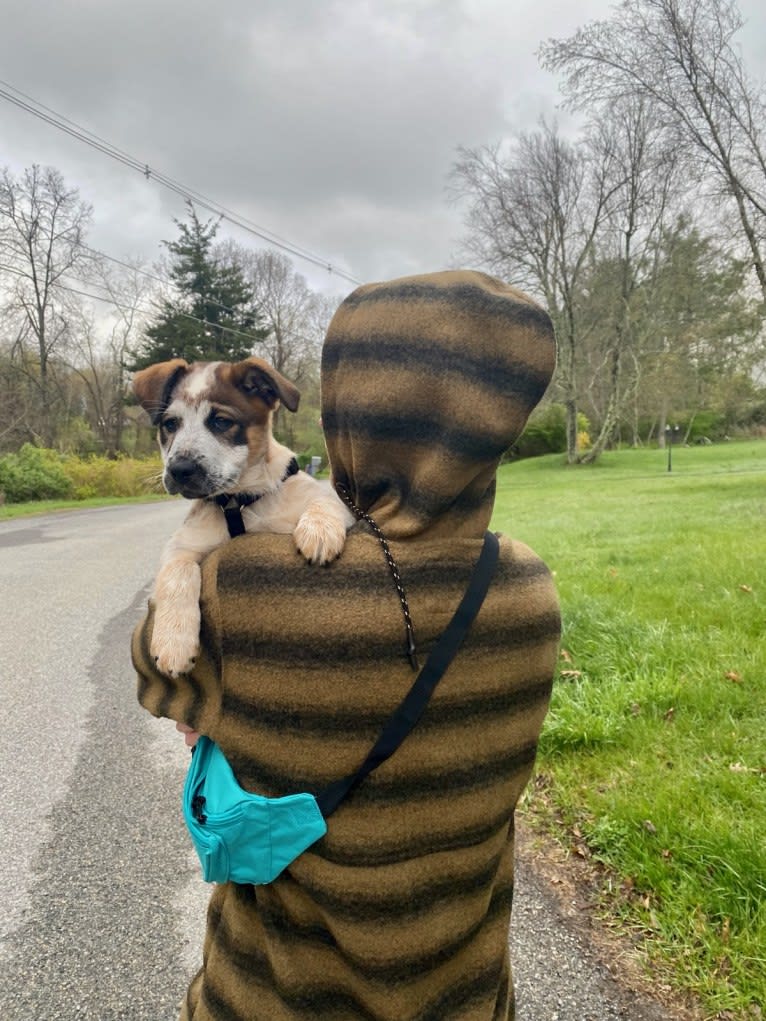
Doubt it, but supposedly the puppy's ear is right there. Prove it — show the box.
[232,357,300,413]
[132,359,189,424]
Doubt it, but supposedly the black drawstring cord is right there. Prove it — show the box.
[335,484,419,672]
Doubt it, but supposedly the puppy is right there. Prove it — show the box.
[133,355,352,677]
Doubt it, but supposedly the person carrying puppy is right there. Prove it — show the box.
[132,268,561,1021]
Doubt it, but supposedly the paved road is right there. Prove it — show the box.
[0,503,677,1020]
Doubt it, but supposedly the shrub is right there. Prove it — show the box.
[576,428,591,452]
[0,448,166,503]
[684,411,727,442]
[512,403,566,458]
[61,454,164,498]
[0,445,74,503]
[511,404,590,459]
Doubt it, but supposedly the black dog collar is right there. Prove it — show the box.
[208,457,300,538]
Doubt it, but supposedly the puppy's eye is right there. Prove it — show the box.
[162,416,180,434]
[210,414,235,433]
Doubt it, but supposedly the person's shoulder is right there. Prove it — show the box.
[495,532,555,578]
[493,532,560,626]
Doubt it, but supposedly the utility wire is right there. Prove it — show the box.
[0,261,267,345]
[0,199,272,323]
[0,79,363,285]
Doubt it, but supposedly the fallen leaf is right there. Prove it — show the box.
[730,762,764,775]
[560,648,573,663]
[725,671,742,683]
[643,820,658,835]
[662,849,673,860]
[739,584,753,594]
[560,669,582,679]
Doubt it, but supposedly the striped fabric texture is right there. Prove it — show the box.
[133,270,561,1020]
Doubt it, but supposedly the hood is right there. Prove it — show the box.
[321,269,556,541]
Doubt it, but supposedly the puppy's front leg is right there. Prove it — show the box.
[151,551,203,677]
[151,501,227,677]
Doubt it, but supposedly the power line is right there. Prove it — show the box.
[0,78,363,286]
[0,199,277,323]
[78,242,249,321]
[0,261,267,346]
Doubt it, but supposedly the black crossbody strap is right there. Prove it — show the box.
[315,530,500,818]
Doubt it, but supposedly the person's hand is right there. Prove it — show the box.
[176,721,201,748]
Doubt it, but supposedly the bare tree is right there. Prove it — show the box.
[540,0,766,305]
[215,243,340,449]
[578,97,681,462]
[232,248,326,382]
[0,165,92,446]
[66,257,153,454]
[451,121,618,461]
[0,343,38,449]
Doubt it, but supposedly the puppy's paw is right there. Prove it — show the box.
[293,503,348,565]
[151,609,201,677]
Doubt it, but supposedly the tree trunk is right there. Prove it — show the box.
[579,344,622,464]
[563,323,579,464]
[657,396,668,448]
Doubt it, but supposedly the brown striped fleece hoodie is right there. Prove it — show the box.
[133,269,561,1021]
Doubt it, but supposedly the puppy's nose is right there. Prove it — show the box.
[168,457,202,487]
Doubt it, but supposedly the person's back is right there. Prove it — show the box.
[134,269,560,1020]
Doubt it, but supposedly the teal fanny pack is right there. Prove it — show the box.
[183,531,499,886]
[184,737,328,884]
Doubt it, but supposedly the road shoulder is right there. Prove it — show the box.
[512,816,702,1020]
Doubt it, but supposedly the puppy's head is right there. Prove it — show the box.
[132,356,300,498]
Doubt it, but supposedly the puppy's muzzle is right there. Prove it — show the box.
[165,457,212,498]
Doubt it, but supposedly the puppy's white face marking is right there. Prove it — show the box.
[183,362,219,399]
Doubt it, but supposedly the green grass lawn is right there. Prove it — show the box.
[492,441,766,1019]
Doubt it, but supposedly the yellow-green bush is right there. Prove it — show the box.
[61,454,164,499]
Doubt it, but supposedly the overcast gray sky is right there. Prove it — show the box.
[2,0,765,297]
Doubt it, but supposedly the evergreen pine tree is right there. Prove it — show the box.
[129,202,269,369]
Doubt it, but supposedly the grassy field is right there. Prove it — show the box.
[492,441,766,1019]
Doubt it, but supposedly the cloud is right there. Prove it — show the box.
[1,0,764,294]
